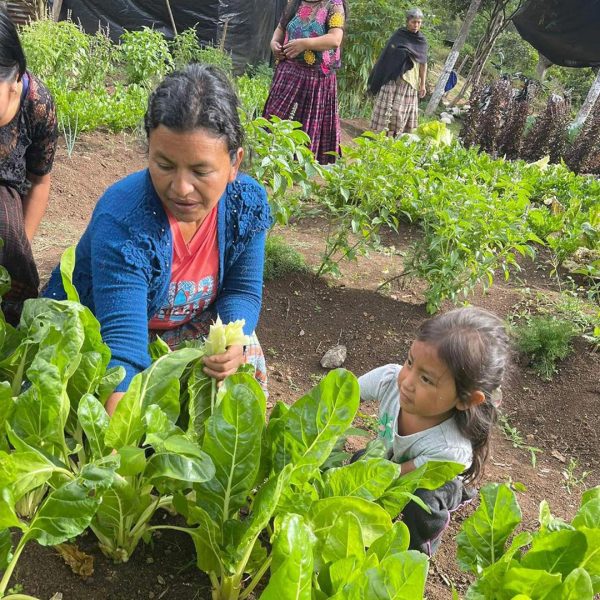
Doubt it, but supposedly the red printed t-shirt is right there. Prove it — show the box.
[149,206,219,330]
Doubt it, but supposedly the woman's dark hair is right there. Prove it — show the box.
[0,10,26,81]
[281,0,349,30]
[144,63,243,157]
[416,307,510,484]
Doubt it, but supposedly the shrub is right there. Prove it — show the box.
[119,27,173,86]
[514,316,577,380]
[264,235,309,280]
[20,19,91,87]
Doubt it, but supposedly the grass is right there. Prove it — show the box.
[498,413,542,468]
[513,315,578,380]
[264,235,310,280]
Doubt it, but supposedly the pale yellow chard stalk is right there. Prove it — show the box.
[203,317,249,410]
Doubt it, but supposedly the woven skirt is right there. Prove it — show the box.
[149,307,268,392]
[263,60,340,164]
[371,79,419,135]
[0,184,39,325]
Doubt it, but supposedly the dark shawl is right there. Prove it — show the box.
[367,28,428,95]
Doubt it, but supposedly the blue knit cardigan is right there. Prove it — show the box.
[44,169,272,391]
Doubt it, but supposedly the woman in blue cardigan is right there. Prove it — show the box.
[44,64,272,415]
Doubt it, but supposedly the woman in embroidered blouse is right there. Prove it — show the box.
[263,0,347,164]
[44,65,271,415]
[0,10,57,325]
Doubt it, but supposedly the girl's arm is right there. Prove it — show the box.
[418,62,428,98]
[22,172,51,241]
[400,460,416,475]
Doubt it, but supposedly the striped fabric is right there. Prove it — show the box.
[0,184,39,325]
[370,79,419,135]
[263,60,340,164]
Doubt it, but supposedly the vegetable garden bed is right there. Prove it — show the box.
[7,132,596,600]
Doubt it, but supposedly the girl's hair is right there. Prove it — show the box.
[144,64,243,157]
[280,0,349,30]
[416,307,510,483]
[0,10,26,82]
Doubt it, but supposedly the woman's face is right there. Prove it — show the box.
[148,125,243,226]
[406,17,423,33]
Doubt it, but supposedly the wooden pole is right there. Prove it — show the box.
[165,0,177,36]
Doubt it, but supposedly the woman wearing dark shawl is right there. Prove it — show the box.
[368,7,428,135]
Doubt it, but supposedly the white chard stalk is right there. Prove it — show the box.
[203,316,248,356]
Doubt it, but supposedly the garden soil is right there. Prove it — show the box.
[20,130,600,600]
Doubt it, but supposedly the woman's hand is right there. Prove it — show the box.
[283,38,309,59]
[419,85,427,99]
[203,344,245,380]
[271,39,285,60]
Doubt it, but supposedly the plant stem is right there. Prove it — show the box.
[0,537,28,597]
[2,595,42,600]
[238,556,272,600]
[376,270,413,291]
[11,347,29,396]
[128,494,164,540]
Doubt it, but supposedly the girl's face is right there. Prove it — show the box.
[397,340,467,426]
[148,125,243,227]
[406,17,423,33]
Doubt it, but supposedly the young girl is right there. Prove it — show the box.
[358,307,509,555]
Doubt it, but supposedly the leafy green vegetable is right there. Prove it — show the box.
[459,484,600,599]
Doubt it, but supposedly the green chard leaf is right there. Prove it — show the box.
[271,369,359,478]
[457,483,522,574]
[322,458,399,501]
[260,513,314,600]
[105,348,202,449]
[521,529,587,577]
[77,393,110,459]
[195,373,265,524]
[0,528,12,571]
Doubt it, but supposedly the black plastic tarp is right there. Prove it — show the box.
[513,0,600,68]
[57,0,287,71]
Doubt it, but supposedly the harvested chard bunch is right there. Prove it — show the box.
[203,316,248,356]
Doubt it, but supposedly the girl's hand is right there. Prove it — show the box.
[283,38,308,59]
[419,85,427,99]
[271,40,285,60]
[203,344,245,380]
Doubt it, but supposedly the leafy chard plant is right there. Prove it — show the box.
[0,453,119,600]
[0,252,216,567]
[165,367,463,599]
[456,483,600,599]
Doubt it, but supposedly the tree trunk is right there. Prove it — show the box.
[450,0,524,107]
[51,0,63,20]
[450,7,505,106]
[535,53,553,81]
[425,0,483,116]
[572,69,600,130]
